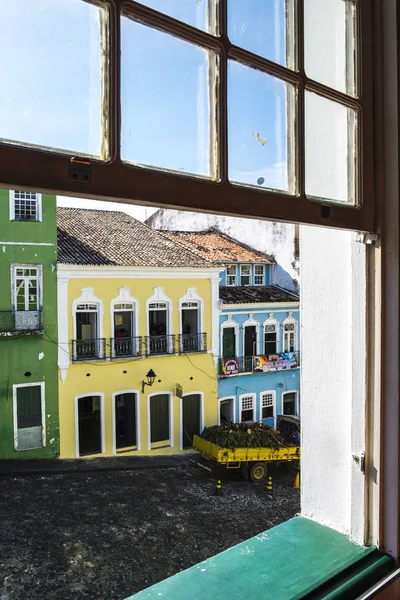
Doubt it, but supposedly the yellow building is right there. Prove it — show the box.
[57,208,220,458]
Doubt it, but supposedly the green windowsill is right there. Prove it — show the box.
[126,517,395,600]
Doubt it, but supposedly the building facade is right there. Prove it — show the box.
[0,189,59,458]
[162,230,300,427]
[57,208,220,458]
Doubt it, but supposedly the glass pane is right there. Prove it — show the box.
[305,92,357,204]
[0,0,105,156]
[228,0,295,69]
[121,18,215,179]
[228,61,296,193]
[137,0,215,33]
[304,0,356,97]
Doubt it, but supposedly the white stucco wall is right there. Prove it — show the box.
[300,225,366,543]
[147,209,299,293]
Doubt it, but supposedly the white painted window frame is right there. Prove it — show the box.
[112,389,141,454]
[260,390,276,427]
[239,393,256,422]
[254,264,265,286]
[72,287,103,358]
[240,264,251,286]
[11,264,42,311]
[226,264,237,286]
[263,313,279,355]
[74,393,105,457]
[283,313,298,352]
[147,391,174,451]
[9,190,42,222]
[218,396,236,425]
[180,391,204,450]
[220,315,239,358]
[146,287,173,354]
[110,287,139,357]
[242,314,260,357]
[179,288,204,347]
[13,382,46,451]
[282,390,299,416]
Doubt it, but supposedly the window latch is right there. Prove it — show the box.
[352,451,365,474]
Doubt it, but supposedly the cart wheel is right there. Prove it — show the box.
[249,462,267,482]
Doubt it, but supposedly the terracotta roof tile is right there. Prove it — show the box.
[161,229,274,264]
[57,208,212,268]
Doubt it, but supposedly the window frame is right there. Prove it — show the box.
[282,390,299,416]
[226,264,237,286]
[240,264,251,286]
[283,315,298,352]
[239,393,256,422]
[112,389,141,453]
[74,393,105,457]
[9,190,42,222]
[11,264,42,312]
[0,0,376,233]
[260,390,276,425]
[254,265,265,286]
[13,382,46,451]
[263,315,279,355]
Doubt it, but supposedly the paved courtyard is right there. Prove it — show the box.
[0,463,299,600]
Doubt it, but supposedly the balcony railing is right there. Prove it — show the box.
[178,333,207,354]
[110,336,143,358]
[219,352,300,377]
[72,338,106,361]
[0,310,43,334]
[145,335,175,356]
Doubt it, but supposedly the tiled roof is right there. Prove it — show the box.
[161,229,274,264]
[57,208,212,268]
[220,286,299,305]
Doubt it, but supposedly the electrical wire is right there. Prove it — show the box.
[182,352,219,381]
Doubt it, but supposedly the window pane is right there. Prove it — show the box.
[0,0,105,157]
[228,0,295,69]
[304,0,357,97]
[228,61,295,193]
[305,92,357,205]
[121,18,215,179]
[137,0,215,33]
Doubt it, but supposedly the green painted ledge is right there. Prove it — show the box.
[126,517,395,600]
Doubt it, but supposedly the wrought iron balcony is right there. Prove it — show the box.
[219,352,300,377]
[0,310,43,334]
[178,332,207,354]
[145,335,175,356]
[110,336,143,359]
[72,338,106,361]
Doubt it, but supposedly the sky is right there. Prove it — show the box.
[0,0,292,208]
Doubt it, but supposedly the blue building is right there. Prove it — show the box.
[163,229,300,428]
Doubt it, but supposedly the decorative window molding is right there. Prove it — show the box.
[240,264,251,286]
[179,287,204,336]
[226,264,237,286]
[260,391,276,426]
[220,314,239,358]
[110,287,139,335]
[9,190,42,222]
[11,264,42,312]
[254,265,265,286]
[263,313,279,355]
[239,393,256,422]
[72,288,103,359]
[242,313,260,356]
[13,382,45,451]
[283,313,298,352]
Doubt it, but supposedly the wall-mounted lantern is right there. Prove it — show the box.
[142,369,156,393]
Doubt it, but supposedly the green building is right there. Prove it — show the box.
[0,189,59,458]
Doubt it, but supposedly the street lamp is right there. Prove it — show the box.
[142,369,156,393]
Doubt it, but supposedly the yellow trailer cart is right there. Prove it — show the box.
[193,434,300,482]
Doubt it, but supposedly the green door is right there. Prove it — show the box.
[182,394,201,449]
[150,394,170,444]
[222,327,236,359]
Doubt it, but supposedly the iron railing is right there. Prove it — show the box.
[178,332,207,354]
[145,335,175,355]
[0,310,43,334]
[72,338,106,361]
[110,336,143,358]
[219,352,300,377]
